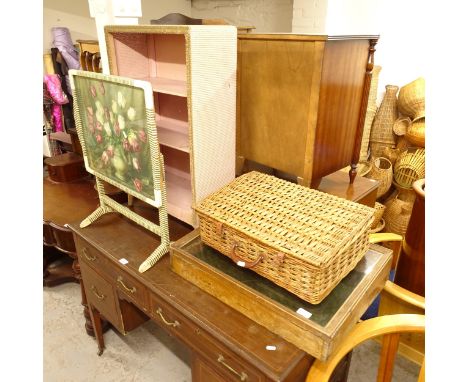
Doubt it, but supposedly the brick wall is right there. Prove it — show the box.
[292,0,327,33]
[191,0,293,32]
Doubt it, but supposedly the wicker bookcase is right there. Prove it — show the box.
[105,25,237,227]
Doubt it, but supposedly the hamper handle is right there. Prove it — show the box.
[230,242,263,269]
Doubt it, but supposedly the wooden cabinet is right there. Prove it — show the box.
[236,34,379,186]
[104,25,237,227]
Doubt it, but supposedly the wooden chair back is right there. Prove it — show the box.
[306,313,425,382]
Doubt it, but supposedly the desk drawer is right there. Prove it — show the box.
[149,294,262,382]
[109,267,149,312]
[80,261,122,332]
[75,236,110,271]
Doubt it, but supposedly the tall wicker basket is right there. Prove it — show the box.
[359,65,382,161]
[195,171,375,304]
[369,85,399,158]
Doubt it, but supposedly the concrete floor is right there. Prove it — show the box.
[44,281,420,382]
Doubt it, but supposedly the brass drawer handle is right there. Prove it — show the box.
[217,354,248,381]
[91,285,105,300]
[82,247,96,261]
[117,276,136,294]
[156,307,180,328]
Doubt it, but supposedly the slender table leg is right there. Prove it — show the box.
[89,304,105,356]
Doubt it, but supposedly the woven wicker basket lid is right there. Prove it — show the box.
[195,172,375,267]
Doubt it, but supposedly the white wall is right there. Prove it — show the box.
[44,0,426,102]
[292,0,426,103]
[43,0,192,54]
[191,0,293,33]
[292,0,327,34]
[140,0,191,24]
[371,0,427,102]
[44,0,97,53]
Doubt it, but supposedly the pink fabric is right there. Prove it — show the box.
[43,74,69,105]
[51,104,64,132]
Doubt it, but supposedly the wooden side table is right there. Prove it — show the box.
[43,175,102,336]
[317,169,379,207]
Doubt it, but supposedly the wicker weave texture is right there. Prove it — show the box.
[394,148,425,189]
[188,26,237,208]
[359,65,381,161]
[195,172,374,304]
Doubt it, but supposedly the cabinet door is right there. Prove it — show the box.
[80,261,123,332]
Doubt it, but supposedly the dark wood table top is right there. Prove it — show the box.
[317,169,378,202]
[69,201,310,378]
[43,176,99,226]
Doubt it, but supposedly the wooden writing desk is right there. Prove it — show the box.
[69,200,390,381]
[69,205,314,381]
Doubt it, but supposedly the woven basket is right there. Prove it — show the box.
[398,77,425,121]
[393,117,411,136]
[359,66,382,161]
[369,85,399,158]
[195,171,374,304]
[372,202,386,229]
[396,136,411,152]
[383,193,414,236]
[394,148,425,189]
[367,157,393,198]
[406,118,425,147]
[382,146,401,167]
[370,218,385,233]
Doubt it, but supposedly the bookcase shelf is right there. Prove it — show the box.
[105,25,237,227]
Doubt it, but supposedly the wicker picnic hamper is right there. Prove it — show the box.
[195,172,375,304]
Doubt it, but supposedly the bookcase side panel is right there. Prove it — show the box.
[188,26,237,205]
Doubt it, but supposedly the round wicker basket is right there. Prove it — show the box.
[367,157,393,198]
[398,77,425,121]
[406,118,425,147]
[394,148,425,189]
[393,117,411,136]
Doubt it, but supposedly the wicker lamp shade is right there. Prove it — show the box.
[394,148,425,189]
[398,77,425,121]
[367,157,393,198]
